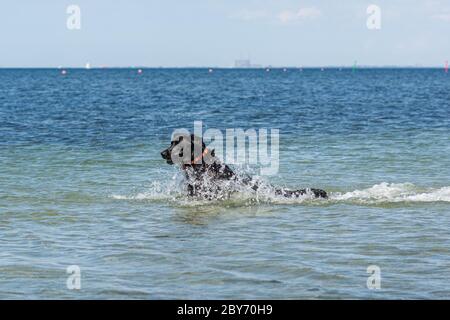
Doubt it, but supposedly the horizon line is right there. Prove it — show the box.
[0,65,447,69]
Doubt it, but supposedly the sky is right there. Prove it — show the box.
[0,0,449,67]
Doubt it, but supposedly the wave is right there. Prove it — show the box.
[111,178,450,206]
[331,182,450,204]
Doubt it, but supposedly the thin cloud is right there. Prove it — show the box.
[230,7,322,24]
[278,7,322,23]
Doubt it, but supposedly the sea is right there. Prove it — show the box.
[0,68,449,299]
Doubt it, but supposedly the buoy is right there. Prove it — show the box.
[283,68,287,72]
[61,69,67,75]
[137,69,143,74]
[208,68,213,73]
[266,68,270,72]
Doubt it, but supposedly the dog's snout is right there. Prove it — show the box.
[161,149,170,159]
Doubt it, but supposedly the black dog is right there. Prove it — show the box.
[161,134,327,199]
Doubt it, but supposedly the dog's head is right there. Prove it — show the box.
[161,134,214,166]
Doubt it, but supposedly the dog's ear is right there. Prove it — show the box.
[210,149,215,157]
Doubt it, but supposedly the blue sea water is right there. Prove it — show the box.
[0,68,449,299]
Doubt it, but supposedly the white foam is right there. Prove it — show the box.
[331,182,450,204]
[110,177,183,201]
[111,178,450,206]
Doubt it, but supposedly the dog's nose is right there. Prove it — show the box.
[161,149,169,159]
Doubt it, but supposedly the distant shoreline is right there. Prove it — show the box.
[0,66,446,70]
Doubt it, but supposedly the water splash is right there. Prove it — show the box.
[111,171,450,207]
[110,170,320,206]
[331,182,450,204]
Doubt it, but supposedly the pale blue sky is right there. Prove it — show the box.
[0,0,449,67]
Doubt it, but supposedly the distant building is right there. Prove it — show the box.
[234,59,262,68]
[235,59,251,68]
